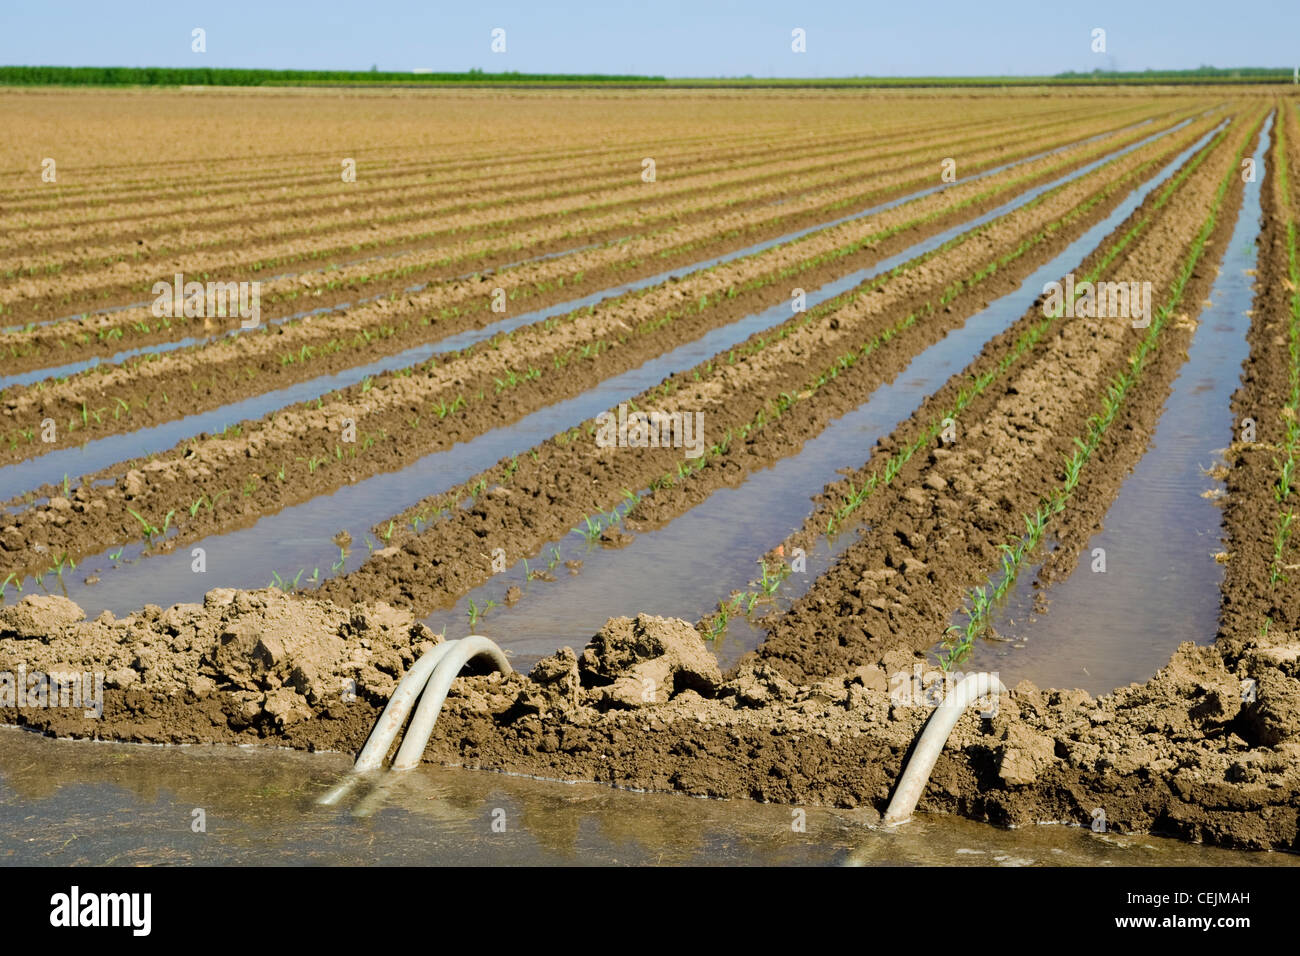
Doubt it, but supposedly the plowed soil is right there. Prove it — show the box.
[2,87,1297,854]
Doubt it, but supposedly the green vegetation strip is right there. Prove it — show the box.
[0,65,1286,88]
[0,66,666,86]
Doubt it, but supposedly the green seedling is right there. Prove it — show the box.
[126,507,161,545]
[573,514,603,542]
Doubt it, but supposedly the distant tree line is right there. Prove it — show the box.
[1053,66,1292,82]
[0,66,667,86]
[0,64,1291,88]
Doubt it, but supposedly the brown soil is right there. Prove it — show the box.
[8,114,1084,280]
[0,116,1213,583]
[2,103,1156,347]
[743,108,1262,684]
[307,113,1219,619]
[2,590,1295,850]
[1,108,1173,442]
[3,90,1296,856]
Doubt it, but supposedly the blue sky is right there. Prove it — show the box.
[1,0,1294,77]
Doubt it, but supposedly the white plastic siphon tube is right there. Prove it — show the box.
[882,671,1007,826]
[391,635,512,770]
[350,641,459,773]
[319,635,512,806]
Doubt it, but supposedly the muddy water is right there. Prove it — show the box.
[0,727,1288,866]
[0,119,1185,502]
[959,116,1271,696]
[422,127,1223,674]
[4,125,1194,612]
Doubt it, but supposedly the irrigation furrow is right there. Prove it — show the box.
[289,117,1225,616]
[957,113,1272,692]
[1217,99,1300,663]
[0,110,1213,606]
[0,112,1187,471]
[729,108,1258,684]
[0,115,1206,520]
[410,123,1229,672]
[2,105,1170,354]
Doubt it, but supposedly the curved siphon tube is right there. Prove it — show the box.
[320,637,512,805]
[351,641,459,773]
[882,671,1007,826]
[349,635,512,774]
[391,636,513,770]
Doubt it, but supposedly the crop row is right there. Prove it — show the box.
[698,111,1243,660]
[1,111,1179,469]
[297,114,1215,616]
[1,105,996,216]
[1,122,902,242]
[5,111,1066,260]
[940,114,1256,667]
[5,124,920,274]
[2,103,1159,333]
[1,107,1128,362]
[1,108,845,213]
[1,119,1174,583]
[1265,107,1300,587]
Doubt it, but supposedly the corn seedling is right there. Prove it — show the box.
[573,514,603,542]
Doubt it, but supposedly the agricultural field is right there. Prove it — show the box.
[1,83,1299,863]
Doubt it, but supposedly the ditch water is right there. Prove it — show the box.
[958,113,1272,696]
[422,126,1223,674]
[0,727,1289,866]
[0,122,1201,612]
[0,117,1182,501]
